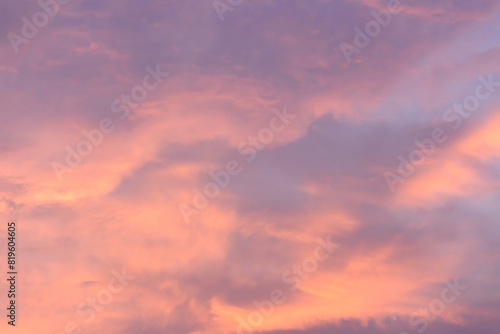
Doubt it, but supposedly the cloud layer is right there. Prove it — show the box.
[1,0,499,333]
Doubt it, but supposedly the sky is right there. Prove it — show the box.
[1,0,500,333]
